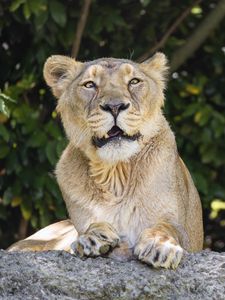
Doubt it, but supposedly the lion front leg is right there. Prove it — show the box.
[71,222,120,257]
[134,222,184,269]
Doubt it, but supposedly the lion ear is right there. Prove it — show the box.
[43,55,83,98]
[140,52,169,89]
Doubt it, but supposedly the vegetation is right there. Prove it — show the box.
[0,0,225,250]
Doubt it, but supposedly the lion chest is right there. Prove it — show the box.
[67,154,180,246]
[90,197,150,246]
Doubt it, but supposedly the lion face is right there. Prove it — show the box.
[44,53,168,163]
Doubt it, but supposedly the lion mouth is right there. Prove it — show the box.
[92,125,141,148]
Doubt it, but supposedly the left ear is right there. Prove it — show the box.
[140,52,169,90]
[43,55,83,98]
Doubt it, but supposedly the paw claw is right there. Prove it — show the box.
[135,234,183,269]
[71,223,120,258]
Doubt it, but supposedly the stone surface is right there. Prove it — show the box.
[0,250,225,299]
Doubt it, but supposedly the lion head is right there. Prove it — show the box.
[43,53,168,163]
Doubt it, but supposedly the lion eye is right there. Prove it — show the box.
[83,81,96,88]
[129,78,140,85]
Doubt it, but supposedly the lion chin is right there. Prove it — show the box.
[92,125,141,163]
[96,138,141,163]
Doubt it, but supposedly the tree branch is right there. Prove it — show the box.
[137,0,202,62]
[170,0,225,72]
[18,218,28,240]
[71,0,92,59]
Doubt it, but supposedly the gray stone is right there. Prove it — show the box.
[0,250,225,299]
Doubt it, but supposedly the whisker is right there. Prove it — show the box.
[88,117,108,124]
[124,117,141,121]
[127,112,141,116]
[75,124,89,145]
[88,112,102,118]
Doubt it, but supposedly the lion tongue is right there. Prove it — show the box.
[107,126,123,138]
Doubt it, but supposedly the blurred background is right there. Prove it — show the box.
[0,0,225,251]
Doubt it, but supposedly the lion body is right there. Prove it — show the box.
[56,126,202,251]
[8,53,203,267]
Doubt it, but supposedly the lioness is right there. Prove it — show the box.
[8,53,203,269]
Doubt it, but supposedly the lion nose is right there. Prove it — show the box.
[100,102,130,118]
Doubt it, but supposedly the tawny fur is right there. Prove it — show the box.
[8,53,203,269]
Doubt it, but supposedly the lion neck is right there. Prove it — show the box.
[89,159,131,197]
[87,118,173,198]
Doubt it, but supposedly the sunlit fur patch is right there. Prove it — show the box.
[96,139,141,163]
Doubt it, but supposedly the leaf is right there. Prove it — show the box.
[56,139,67,156]
[0,99,10,117]
[9,0,26,12]
[45,120,61,139]
[211,119,224,138]
[191,6,202,15]
[30,215,38,228]
[0,113,8,124]
[34,9,48,29]
[185,84,201,95]
[21,201,32,220]
[192,172,208,195]
[0,93,16,103]
[11,196,22,207]
[0,144,10,159]
[27,131,47,147]
[182,103,201,118]
[28,0,47,15]
[0,124,10,142]
[40,214,51,227]
[211,199,225,211]
[46,141,58,165]
[210,199,225,219]
[23,2,31,19]
[49,0,66,27]
[140,0,151,7]
[3,189,13,205]
[194,106,212,126]
[0,206,8,220]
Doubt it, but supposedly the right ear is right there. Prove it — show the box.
[43,55,83,98]
[140,52,169,90]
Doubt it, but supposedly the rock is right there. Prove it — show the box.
[0,250,225,299]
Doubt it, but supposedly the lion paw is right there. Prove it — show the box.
[71,222,120,257]
[134,231,183,269]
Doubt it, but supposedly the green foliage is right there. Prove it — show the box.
[166,63,225,207]
[0,0,225,248]
[0,93,16,117]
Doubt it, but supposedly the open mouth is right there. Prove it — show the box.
[92,125,141,148]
